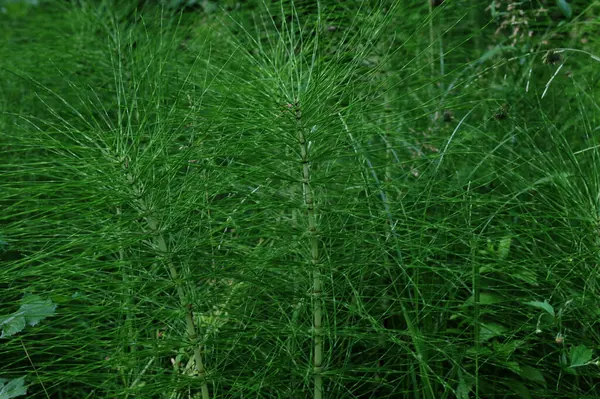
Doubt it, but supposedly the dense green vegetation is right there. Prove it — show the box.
[2,0,600,397]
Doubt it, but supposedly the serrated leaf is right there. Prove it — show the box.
[557,0,572,18]
[524,300,555,318]
[0,314,26,338]
[18,294,56,327]
[570,345,593,367]
[0,376,27,399]
[0,295,56,338]
[519,365,546,385]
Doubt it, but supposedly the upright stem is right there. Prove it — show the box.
[118,160,138,396]
[125,166,210,399]
[294,103,323,399]
[146,216,210,399]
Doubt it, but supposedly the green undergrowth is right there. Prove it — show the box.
[1,0,600,398]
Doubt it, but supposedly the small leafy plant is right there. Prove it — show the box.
[0,294,56,399]
[0,377,26,399]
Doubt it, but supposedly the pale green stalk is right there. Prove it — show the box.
[123,165,210,399]
[146,215,210,399]
[293,102,324,399]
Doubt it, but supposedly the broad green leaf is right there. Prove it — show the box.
[557,0,573,18]
[0,376,27,399]
[0,315,26,338]
[497,236,512,260]
[19,294,56,327]
[0,295,56,338]
[524,300,555,318]
[570,345,593,367]
[519,365,546,385]
[479,322,507,343]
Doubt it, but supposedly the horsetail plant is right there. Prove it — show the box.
[4,1,600,398]
[292,103,324,399]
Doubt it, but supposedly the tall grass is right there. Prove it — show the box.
[2,0,600,398]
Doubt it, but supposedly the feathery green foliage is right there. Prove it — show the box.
[2,0,600,398]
